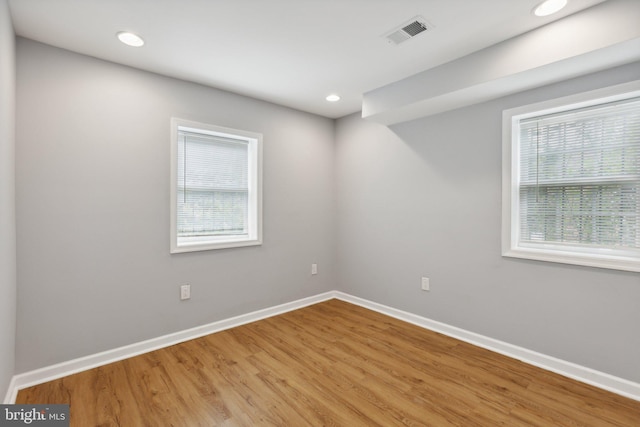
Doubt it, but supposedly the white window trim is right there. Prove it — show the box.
[170,118,263,253]
[502,80,640,272]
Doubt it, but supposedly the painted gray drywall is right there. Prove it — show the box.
[15,38,335,373]
[12,35,640,387]
[0,0,16,400]
[336,62,640,382]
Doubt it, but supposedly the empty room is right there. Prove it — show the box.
[1,0,639,425]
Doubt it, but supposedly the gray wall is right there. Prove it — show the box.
[15,39,336,373]
[12,35,640,386]
[335,62,640,382]
[0,0,16,400]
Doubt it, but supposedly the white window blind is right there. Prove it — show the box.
[517,98,640,252]
[177,130,249,237]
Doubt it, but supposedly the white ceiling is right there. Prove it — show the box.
[8,0,606,119]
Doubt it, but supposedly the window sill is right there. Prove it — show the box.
[171,236,262,254]
[503,246,640,272]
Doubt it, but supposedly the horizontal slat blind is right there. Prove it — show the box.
[177,130,249,237]
[518,97,640,250]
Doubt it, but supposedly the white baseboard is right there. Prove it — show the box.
[333,291,640,402]
[5,290,639,403]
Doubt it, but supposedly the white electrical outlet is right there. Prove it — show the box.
[180,284,191,300]
[311,263,318,275]
[421,277,430,291]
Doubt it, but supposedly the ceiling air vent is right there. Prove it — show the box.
[384,17,432,45]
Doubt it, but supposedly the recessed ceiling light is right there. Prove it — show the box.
[326,94,341,102]
[533,0,568,17]
[117,31,145,47]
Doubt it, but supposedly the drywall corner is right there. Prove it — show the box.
[0,0,17,403]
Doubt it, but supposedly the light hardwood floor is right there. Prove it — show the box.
[17,299,640,426]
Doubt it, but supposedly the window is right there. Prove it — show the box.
[170,118,262,253]
[502,81,640,272]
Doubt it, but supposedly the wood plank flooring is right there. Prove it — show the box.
[16,299,640,426]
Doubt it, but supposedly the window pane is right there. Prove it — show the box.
[177,130,250,238]
[519,183,639,249]
[520,99,640,185]
[177,190,248,236]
